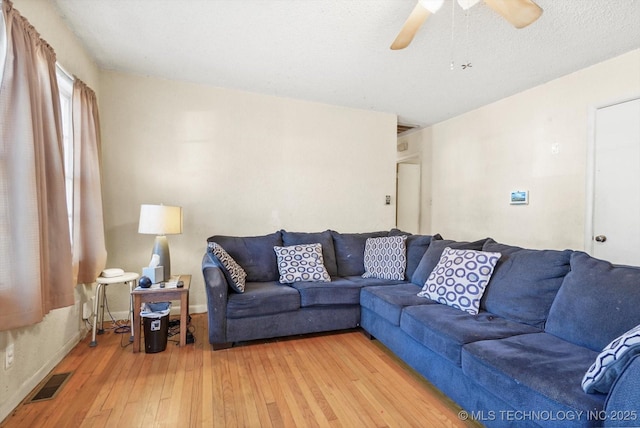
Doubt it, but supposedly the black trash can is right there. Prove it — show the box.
[141,302,171,353]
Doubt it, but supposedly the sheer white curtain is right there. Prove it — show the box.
[72,79,107,284]
[0,0,74,330]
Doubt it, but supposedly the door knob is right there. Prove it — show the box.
[594,235,607,243]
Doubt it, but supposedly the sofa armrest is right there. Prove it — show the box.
[202,252,229,346]
[604,354,640,427]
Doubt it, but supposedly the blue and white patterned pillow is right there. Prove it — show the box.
[208,242,247,293]
[418,247,501,315]
[362,235,407,280]
[582,324,640,394]
[274,243,331,284]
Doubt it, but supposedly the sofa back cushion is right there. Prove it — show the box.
[545,251,640,351]
[389,229,442,280]
[207,231,282,282]
[281,230,338,277]
[481,239,572,328]
[331,231,389,277]
[410,238,488,286]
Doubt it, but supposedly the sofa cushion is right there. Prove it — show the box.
[207,231,282,282]
[462,333,605,413]
[401,304,541,366]
[389,229,442,279]
[411,238,488,287]
[281,230,338,277]
[207,242,247,293]
[360,283,434,326]
[481,239,572,328]
[288,277,362,307]
[418,247,501,315]
[274,243,331,284]
[343,275,408,286]
[362,235,407,280]
[582,323,640,394]
[546,251,640,352]
[227,281,300,319]
[331,230,389,276]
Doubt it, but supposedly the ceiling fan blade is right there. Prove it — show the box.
[390,2,431,50]
[484,0,543,29]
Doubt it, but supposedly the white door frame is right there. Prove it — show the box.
[584,93,640,255]
[396,154,422,233]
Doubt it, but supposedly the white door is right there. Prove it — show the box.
[592,98,640,265]
[396,163,421,234]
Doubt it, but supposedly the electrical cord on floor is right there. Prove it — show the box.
[166,317,196,345]
[100,293,133,348]
[103,294,131,333]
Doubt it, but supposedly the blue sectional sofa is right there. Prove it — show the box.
[202,230,640,428]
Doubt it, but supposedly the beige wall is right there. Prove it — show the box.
[98,70,397,315]
[419,49,640,250]
[1,0,100,422]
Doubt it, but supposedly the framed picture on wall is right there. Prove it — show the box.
[510,190,529,205]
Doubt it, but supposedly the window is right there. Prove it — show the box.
[56,64,74,241]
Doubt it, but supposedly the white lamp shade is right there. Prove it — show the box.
[419,0,444,13]
[457,0,481,10]
[138,204,183,235]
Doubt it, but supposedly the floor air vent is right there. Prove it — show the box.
[27,372,72,403]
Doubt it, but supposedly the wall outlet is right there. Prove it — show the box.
[5,342,14,370]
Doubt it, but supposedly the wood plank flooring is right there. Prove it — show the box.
[1,313,479,428]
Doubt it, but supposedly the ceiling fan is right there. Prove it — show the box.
[391,0,543,50]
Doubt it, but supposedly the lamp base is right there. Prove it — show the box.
[152,235,171,282]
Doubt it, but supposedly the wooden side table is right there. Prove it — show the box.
[131,274,191,353]
[91,272,139,347]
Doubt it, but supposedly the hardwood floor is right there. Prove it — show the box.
[1,313,479,428]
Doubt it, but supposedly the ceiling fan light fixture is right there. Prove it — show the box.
[457,0,481,10]
[418,0,444,14]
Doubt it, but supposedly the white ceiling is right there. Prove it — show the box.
[51,0,640,127]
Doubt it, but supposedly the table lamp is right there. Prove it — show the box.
[138,204,182,282]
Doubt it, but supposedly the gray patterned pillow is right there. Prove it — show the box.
[418,247,501,315]
[274,243,331,284]
[208,242,247,293]
[582,323,640,393]
[362,235,407,280]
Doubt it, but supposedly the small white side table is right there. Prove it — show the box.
[90,272,139,347]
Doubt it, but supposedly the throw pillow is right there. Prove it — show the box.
[362,235,408,281]
[582,323,640,394]
[273,243,331,284]
[207,242,247,293]
[418,247,501,315]
[410,238,488,287]
[281,230,338,277]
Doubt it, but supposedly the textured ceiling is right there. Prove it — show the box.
[51,0,640,127]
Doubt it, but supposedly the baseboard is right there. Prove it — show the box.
[0,331,81,423]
